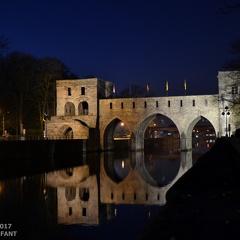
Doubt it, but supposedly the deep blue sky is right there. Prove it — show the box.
[1,0,240,96]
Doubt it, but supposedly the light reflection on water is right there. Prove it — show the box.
[0,144,211,240]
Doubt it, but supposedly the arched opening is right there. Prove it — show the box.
[60,168,74,178]
[78,101,89,115]
[144,114,180,153]
[140,114,181,186]
[65,102,75,116]
[65,187,76,201]
[104,151,131,183]
[65,127,73,139]
[144,152,181,187]
[192,116,216,163]
[79,188,90,201]
[104,118,131,150]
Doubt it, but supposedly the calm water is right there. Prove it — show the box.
[0,141,212,240]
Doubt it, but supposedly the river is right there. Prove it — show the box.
[0,139,213,240]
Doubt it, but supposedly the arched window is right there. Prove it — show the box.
[78,101,89,115]
[65,187,76,201]
[79,188,90,201]
[65,102,75,116]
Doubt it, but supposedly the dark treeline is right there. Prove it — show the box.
[0,36,78,137]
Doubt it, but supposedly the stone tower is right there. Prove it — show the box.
[47,78,114,140]
[218,71,240,136]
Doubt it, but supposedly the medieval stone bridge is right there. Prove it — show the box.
[47,73,240,151]
[99,94,220,151]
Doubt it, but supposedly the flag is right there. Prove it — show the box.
[184,79,187,90]
[113,83,116,93]
[146,84,150,92]
[166,81,169,91]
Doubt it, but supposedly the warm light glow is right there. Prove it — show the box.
[0,183,3,194]
[121,160,125,168]
[120,122,124,126]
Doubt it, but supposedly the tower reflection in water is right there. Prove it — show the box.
[45,150,193,226]
[0,148,202,239]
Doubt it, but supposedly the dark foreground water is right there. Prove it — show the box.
[0,141,211,240]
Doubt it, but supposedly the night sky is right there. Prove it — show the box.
[1,0,240,96]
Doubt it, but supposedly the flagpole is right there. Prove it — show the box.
[184,80,187,96]
[166,81,168,96]
[146,84,150,97]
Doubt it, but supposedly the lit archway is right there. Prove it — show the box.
[191,116,216,163]
[65,102,75,116]
[78,101,89,115]
[104,118,131,150]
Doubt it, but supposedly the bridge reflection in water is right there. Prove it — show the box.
[0,145,210,239]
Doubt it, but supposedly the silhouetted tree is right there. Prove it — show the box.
[0,36,9,60]
[117,84,150,98]
[219,1,240,13]
[3,51,37,135]
[32,57,77,133]
[223,39,240,71]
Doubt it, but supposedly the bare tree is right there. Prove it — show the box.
[223,39,240,71]
[0,36,9,60]
[3,51,37,135]
[219,1,240,14]
[117,84,154,98]
[32,57,76,132]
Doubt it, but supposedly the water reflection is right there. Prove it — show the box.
[0,148,201,239]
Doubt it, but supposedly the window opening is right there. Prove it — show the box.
[68,87,71,96]
[81,87,85,95]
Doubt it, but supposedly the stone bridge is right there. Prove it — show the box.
[99,94,220,151]
[47,72,240,151]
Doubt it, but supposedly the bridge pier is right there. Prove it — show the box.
[180,137,192,151]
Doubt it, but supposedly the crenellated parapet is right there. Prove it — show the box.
[47,71,240,151]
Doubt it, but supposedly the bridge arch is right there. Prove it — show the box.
[103,117,131,150]
[133,113,181,151]
[183,115,217,150]
[104,152,132,183]
[57,124,74,139]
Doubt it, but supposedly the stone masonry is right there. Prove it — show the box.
[47,71,240,151]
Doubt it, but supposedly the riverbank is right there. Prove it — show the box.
[136,137,240,240]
